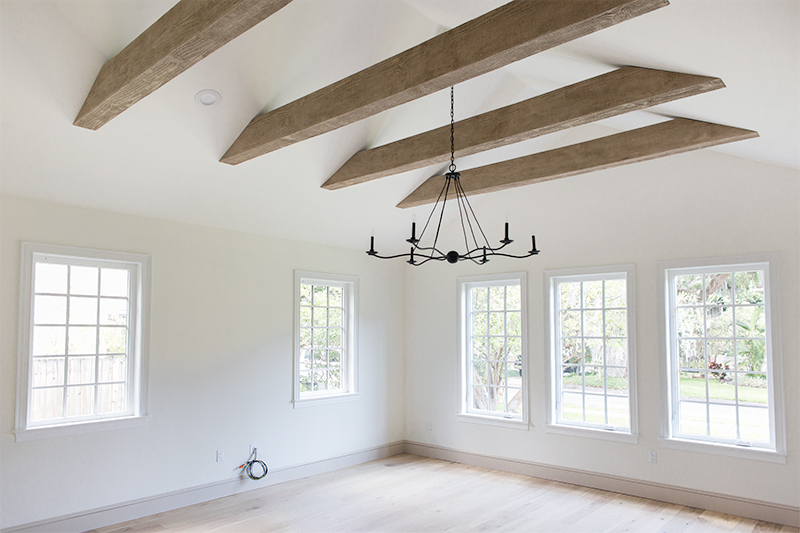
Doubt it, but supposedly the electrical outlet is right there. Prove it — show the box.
[216,449,225,462]
[250,444,260,455]
[426,421,432,431]
[648,451,657,464]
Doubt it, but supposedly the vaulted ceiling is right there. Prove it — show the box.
[1,0,798,251]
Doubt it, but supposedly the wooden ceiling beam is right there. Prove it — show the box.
[323,67,723,190]
[220,0,668,165]
[74,0,293,130]
[397,118,758,208]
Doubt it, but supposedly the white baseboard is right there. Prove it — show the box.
[404,441,800,528]
[1,441,405,533]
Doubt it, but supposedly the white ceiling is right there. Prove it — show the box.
[1,0,798,252]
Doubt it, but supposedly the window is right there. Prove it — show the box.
[661,256,785,460]
[16,243,150,440]
[545,266,636,440]
[294,271,357,405]
[458,273,527,424]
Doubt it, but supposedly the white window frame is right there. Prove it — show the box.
[457,272,528,428]
[293,271,358,407]
[657,254,787,463]
[544,265,638,443]
[15,242,151,442]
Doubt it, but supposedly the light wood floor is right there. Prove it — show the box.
[92,454,797,533]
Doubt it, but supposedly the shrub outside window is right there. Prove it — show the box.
[458,273,527,424]
[294,271,357,405]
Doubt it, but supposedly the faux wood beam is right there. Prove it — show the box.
[324,67,724,190]
[398,118,758,208]
[221,0,668,165]
[74,0,293,130]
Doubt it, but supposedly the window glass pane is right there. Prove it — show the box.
[507,337,521,360]
[34,295,67,325]
[100,268,129,297]
[605,310,626,337]
[604,280,626,308]
[471,287,487,311]
[99,327,127,354]
[299,306,311,327]
[489,361,507,388]
[329,369,341,389]
[329,350,341,366]
[584,338,603,365]
[35,263,68,294]
[734,271,764,305]
[99,298,127,326]
[70,266,99,296]
[606,367,628,396]
[507,389,522,414]
[561,311,580,337]
[735,306,765,338]
[562,338,581,365]
[607,395,630,428]
[489,337,504,360]
[676,307,704,337]
[472,312,487,336]
[313,328,326,347]
[98,355,126,383]
[97,383,126,414]
[679,401,707,436]
[736,372,768,404]
[738,406,769,443]
[736,339,767,373]
[678,339,704,370]
[472,337,487,359]
[675,274,703,305]
[328,286,342,307]
[704,273,732,305]
[706,376,735,403]
[299,372,311,392]
[66,386,95,417]
[606,338,627,367]
[583,280,603,308]
[706,307,733,338]
[312,285,327,307]
[707,339,733,369]
[328,308,342,328]
[560,282,580,310]
[329,328,342,348]
[679,371,706,401]
[67,356,96,385]
[584,394,606,424]
[32,357,65,387]
[489,286,505,311]
[312,307,326,327]
[709,403,736,439]
[506,312,521,336]
[33,326,66,356]
[506,285,521,311]
[584,310,603,337]
[472,385,491,411]
[31,388,63,421]
[299,328,311,349]
[299,350,312,372]
[562,391,583,422]
[562,366,582,394]
[68,326,97,355]
[489,312,504,335]
[69,297,98,325]
[299,284,312,305]
[313,370,327,391]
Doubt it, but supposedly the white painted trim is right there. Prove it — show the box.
[544,424,638,444]
[15,242,151,439]
[1,441,405,533]
[404,441,799,528]
[293,270,359,406]
[456,413,529,430]
[659,436,786,463]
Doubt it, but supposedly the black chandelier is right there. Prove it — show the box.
[367,86,540,266]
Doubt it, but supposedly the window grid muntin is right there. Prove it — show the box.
[555,274,630,431]
[669,266,772,446]
[298,282,347,396]
[467,281,523,418]
[28,257,135,426]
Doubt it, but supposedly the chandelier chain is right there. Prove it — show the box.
[449,86,456,173]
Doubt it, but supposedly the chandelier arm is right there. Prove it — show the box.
[455,177,492,248]
[454,179,472,253]
[430,177,452,254]
[415,174,450,249]
[454,177,482,250]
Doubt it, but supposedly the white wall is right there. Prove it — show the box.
[0,196,405,529]
[403,149,800,508]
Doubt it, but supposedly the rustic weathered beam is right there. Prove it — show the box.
[397,118,758,208]
[221,0,669,165]
[74,0,293,130]
[323,67,723,190]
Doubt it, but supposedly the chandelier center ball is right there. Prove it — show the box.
[446,251,460,264]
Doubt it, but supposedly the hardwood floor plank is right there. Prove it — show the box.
[91,454,790,532]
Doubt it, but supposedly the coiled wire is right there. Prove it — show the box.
[239,448,268,480]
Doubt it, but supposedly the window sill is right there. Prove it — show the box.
[659,437,786,464]
[545,424,638,444]
[15,415,150,442]
[457,413,529,430]
[293,392,359,409]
